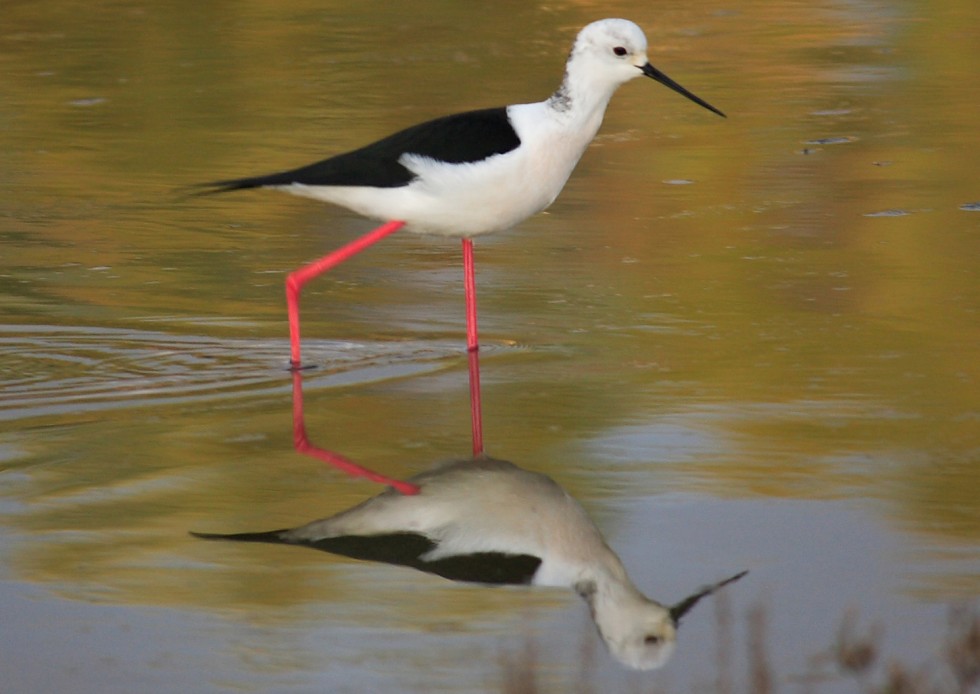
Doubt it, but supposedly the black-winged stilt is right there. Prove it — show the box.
[192,456,746,670]
[194,18,724,373]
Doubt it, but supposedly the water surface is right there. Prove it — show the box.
[1,1,977,692]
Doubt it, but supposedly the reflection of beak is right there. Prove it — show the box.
[669,570,747,625]
[641,63,726,118]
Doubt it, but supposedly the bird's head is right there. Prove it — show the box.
[570,18,725,117]
[584,582,678,670]
[581,569,747,670]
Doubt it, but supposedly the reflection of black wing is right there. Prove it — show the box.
[191,529,542,586]
[193,107,520,192]
[315,533,542,585]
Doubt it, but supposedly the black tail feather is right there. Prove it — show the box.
[190,529,293,544]
[180,175,283,198]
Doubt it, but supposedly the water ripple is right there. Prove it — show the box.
[0,324,463,423]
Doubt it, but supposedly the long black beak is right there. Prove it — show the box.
[669,570,747,625]
[641,63,726,118]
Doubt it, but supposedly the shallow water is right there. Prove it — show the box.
[1,1,978,692]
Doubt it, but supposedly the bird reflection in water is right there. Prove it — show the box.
[195,380,746,671]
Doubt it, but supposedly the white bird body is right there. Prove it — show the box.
[193,456,746,670]
[198,19,723,237]
[280,100,596,236]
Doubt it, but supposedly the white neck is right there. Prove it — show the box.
[546,51,624,129]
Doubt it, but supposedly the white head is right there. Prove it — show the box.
[570,19,652,89]
[583,569,748,670]
[590,590,678,670]
[560,18,725,117]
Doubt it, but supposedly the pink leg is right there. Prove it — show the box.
[462,238,484,456]
[462,238,479,353]
[292,370,420,495]
[286,220,405,369]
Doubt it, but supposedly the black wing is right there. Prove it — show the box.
[194,107,520,193]
[191,529,541,586]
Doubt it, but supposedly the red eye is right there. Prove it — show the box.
[613,46,628,57]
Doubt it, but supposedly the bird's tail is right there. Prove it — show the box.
[190,529,293,545]
[179,175,279,198]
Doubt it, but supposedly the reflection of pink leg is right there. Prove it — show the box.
[286,220,405,370]
[291,370,420,495]
[462,238,484,456]
[468,348,484,456]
